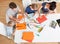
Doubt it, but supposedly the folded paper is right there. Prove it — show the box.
[36,15,47,23]
[16,22,26,30]
[17,15,24,20]
[22,32,34,42]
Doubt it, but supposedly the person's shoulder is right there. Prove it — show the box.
[26,6,30,10]
[6,25,11,29]
[6,8,13,14]
[7,8,13,12]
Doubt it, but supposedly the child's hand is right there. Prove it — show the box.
[15,19,20,23]
[17,19,20,21]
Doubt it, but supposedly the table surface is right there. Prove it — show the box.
[14,13,60,43]
[0,22,6,36]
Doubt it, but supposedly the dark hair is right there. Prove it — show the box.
[9,2,17,9]
[29,4,37,9]
[49,1,56,11]
[41,7,49,14]
[8,21,12,24]
[42,2,48,7]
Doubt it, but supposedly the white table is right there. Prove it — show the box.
[0,22,6,36]
[14,13,60,43]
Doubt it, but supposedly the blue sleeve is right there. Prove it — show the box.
[25,6,37,14]
[29,10,36,13]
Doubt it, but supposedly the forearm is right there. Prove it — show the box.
[9,17,19,23]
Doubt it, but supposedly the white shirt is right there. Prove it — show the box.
[6,6,21,23]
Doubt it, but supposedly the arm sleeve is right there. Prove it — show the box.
[6,11,12,18]
[25,6,37,14]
